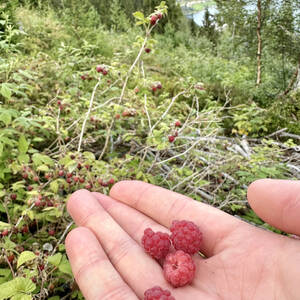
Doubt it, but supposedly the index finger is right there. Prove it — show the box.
[110,180,244,256]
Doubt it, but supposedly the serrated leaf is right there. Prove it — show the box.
[58,256,73,276]
[47,253,62,267]
[18,70,35,80]
[11,293,32,300]
[0,83,12,99]
[1,237,16,251]
[11,181,25,191]
[83,152,95,160]
[59,155,72,166]
[136,171,144,180]
[0,269,11,285]
[18,154,30,164]
[133,11,145,21]
[50,180,59,193]
[18,135,29,154]
[0,112,11,126]
[36,165,49,172]
[27,210,34,221]
[0,277,35,299]
[32,153,54,167]
[0,221,12,231]
[17,251,36,269]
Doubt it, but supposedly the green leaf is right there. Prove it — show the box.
[17,251,36,269]
[18,154,30,164]
[11,181,25,191]
[36,165,49,172]
[0,83,12,99]
[132,11,145,21]
[0,237,16,251]
[11,294,32,300]
[0,221,12,231]
[0,112,12,126]
[0,277,36,300]
[50,180,59,193]
[0,269,11,284]
[18,135,29,154]
[83,152,95,160]
[47,253,62,267]
[32,154,54,167]
[58,256,73,276]
[26,210,34,221]
[18,70,35,80]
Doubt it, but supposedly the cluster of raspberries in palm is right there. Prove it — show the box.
[142,220,203,300]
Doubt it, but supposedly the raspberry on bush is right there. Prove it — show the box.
[144,286,175,300]
[142,228,171,260]
[170,220,203,255]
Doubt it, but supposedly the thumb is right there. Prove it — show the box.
[247,179,300,235]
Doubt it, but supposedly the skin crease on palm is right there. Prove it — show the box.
[65,179,300,300]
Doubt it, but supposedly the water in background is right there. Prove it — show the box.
[180,0,295,27]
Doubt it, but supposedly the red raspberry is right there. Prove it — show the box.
[144,286,175,300]
[108,178,115,185]
[96,65,103,73]
[35,200,41,207]
[38,264,44,271]
[7,254,14,263]
[157,13,163,20]
[175,121,181,127]
[170,220,202,255]
[2,229,9,236]
[163,250,196,287]
[168,136,175,143]
[10,194,17,200]
[142,228,171,260]
[150,15,158,25]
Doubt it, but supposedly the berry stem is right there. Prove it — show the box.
[118,26,154,104]
[150,89,189,133]
[3,249,15,278]
[77,77,102,153]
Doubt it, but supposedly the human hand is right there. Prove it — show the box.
[65,179,300,299]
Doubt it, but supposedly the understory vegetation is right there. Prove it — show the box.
[0,0,299,298]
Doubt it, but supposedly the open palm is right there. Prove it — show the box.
[66,179,300,299]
